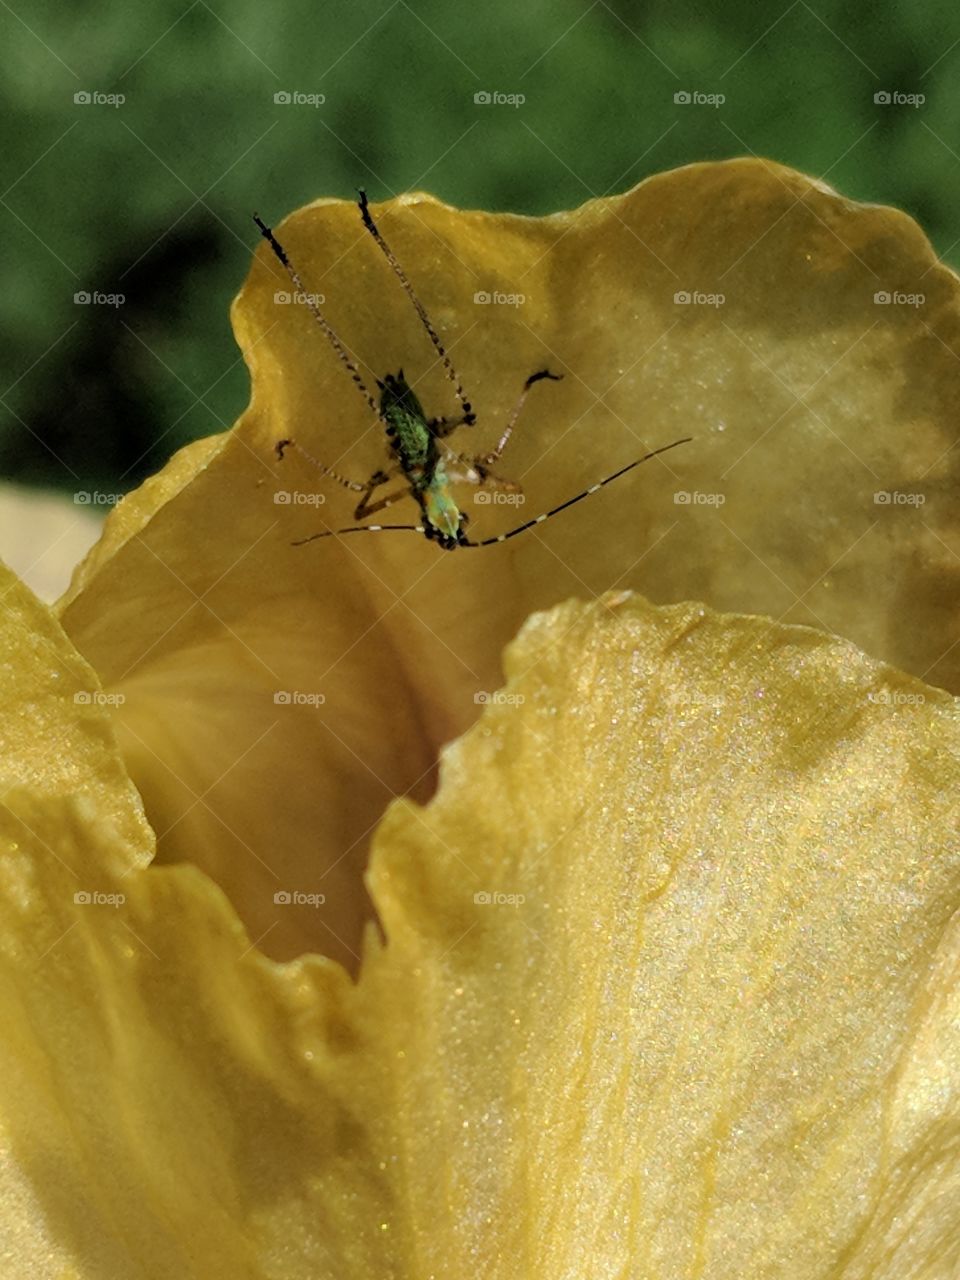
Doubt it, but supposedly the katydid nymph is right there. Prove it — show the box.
[254,193,690,551]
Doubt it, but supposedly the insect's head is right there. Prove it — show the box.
[376,370,426,423]
[423,518,471,552]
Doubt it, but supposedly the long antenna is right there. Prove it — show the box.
[293,523,425,546]
[253,213,382,418]
[289,437,692,548]
[357,190,475,424]
[466,437,691,545]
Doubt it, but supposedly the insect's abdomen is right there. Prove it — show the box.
[387,405,431,473]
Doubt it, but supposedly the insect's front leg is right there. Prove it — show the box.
[428,410,476,437]
[479,369,562,466]
[438,440,520,494]
[474,469,524,495]
[446,459,524,496]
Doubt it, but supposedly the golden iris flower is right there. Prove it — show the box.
[2,159,959,1277]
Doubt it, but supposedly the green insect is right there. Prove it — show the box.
[254,192,690,551]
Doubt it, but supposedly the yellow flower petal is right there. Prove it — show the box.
[364,595,960,1275]
[0,565,360,1276]
[5,564,960,1274]
[58,159,960,964]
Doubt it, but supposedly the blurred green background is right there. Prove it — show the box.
[1,0,957,496]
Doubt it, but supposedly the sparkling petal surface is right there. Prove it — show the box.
[4,564,960,1275]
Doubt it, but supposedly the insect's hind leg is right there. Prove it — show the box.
[354,478,415,522]
[273,437,401,512]
[276,438,378,496]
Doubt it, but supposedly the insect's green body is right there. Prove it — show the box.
[379,370,468,548]
[380,373,431,469]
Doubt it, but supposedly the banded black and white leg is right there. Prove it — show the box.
[276,438,403,518]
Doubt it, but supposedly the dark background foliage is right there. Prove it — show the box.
[1,0,956,495]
